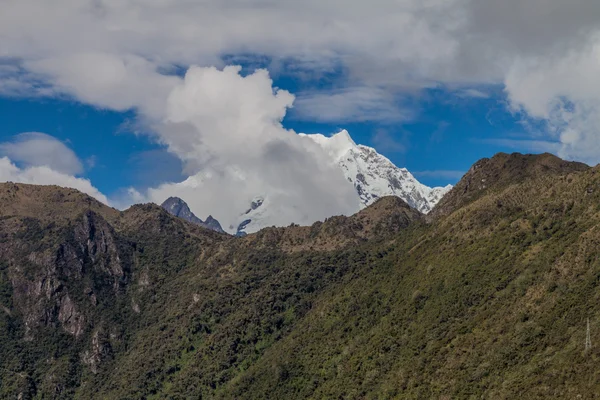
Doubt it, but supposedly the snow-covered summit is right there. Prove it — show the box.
[300,130,452,214]
[163,130,453,236]
[304,129,357,159]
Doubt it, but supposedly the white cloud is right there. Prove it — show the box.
[160,66,295,171]
[0,132,84,175]
[504,35,600,164]
[0,133,109,205]
[458,89,490,99]
[0,157,109,204]
[293,87,413,123]
[0,62,53,97]
[135,66,360,232]
[26,53,181,118]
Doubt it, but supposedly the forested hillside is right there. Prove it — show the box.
[2,153,600,399]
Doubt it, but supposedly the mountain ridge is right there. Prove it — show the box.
[2,152,600,398]
[301,130,452,213]
[429,151,590,219]
[161,196,226,233]
[235,130,452,234]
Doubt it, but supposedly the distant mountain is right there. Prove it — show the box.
[234,130,452,235]
[232,195,266,236]
[301,130,452,213]
[203,215,225,233]
[161,196,203,224]
[161,196,225,233]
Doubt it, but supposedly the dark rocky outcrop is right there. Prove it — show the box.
[7,210,133,341]
[161,196,226,233]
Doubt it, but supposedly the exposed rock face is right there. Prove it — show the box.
[81,328,113,374]
[57,294,85,337]
[161,196,204,225]
[74,211,128,289]
[203,215,225,233]
[0,183,229,397]
[161,197,226,233]
[7,211,133,340]
[5,154,600,398]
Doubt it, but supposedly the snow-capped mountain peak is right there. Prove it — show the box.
[300,130,452,214]
[305,129,357,159]
[231,195,266,236]
[165,130,452,236]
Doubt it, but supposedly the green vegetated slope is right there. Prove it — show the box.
[2,152,600,399]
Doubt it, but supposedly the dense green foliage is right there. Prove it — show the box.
[2,155,600,399]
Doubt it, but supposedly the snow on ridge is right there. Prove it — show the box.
[235,130,453,234]
[236,130,453,235]
[301,130,452,214]
[182,130,453,235]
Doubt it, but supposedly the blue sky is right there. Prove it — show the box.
[0,97,185,192]
[0,73,537,196]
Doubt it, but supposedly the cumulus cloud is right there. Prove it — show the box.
[159,66,295,171]
[504,35,600,164]
[0,132,84,175]
[0,132,109,204]
[0,157,109,204]
[26,53,181,117]
[137,66,359,232]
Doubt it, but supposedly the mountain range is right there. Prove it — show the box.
[2,152,600,398]
[163,131,452,235]
[301,130,452,213]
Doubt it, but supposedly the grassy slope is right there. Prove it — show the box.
[219,165,600,399]
[4,156,600,399]
[93,159,600,399]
